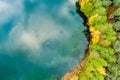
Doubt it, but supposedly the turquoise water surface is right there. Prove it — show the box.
[0,0,88,80]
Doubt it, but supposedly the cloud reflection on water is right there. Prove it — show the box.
[0,0,87,80]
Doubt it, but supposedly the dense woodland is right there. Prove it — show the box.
[63,0,120,80]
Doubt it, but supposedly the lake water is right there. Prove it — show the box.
[0,0,88,80]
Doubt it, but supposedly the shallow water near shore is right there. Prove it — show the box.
[0,0,88,80]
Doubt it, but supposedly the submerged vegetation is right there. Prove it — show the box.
[63,0,120,80]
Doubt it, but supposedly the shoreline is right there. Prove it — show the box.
[62,0,120,80]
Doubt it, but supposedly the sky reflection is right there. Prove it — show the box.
[0,0,88,80]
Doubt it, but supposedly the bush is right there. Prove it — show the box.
[92,7,106,16]
[113,40,120,53]
[102,0,112,7]
[112,8,120,16]
[94,1,103,9]
[113,0,120,7]
[89,15,107,26]
[113,21,120,31]
[80,2,93,17]
[105,54,120,80]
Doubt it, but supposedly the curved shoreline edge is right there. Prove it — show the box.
[62,0,120,80]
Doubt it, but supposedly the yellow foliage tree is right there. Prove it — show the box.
[89,26,101,44]
[79,0,90,8]
[96,67,106,75]
[88,14,99,25]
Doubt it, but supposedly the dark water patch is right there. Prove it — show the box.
[76,1,91,42]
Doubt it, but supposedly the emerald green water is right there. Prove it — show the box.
[0,0,88,80]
